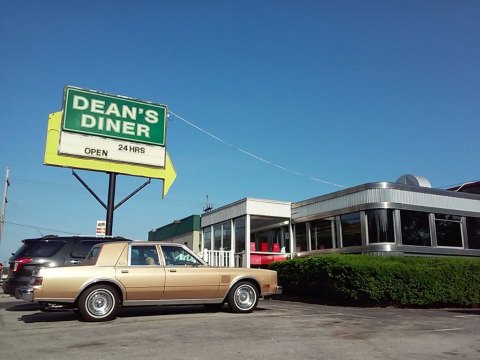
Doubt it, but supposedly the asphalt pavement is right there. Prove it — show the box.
[1,291,479,360]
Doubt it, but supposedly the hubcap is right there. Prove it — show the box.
[235,285,256,310]
[86,289,114,317]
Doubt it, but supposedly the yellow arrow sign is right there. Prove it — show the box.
[44,111,176,197]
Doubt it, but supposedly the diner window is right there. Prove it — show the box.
[214,224,222,250]
[466,217,480,249]
[435,214,463,248]
[400,210,431,246]
[341,212,362,247]
[274,226,289,253]
[222,221,231,250]
[310,219,335,250]
[210,222,231,251]
[366,209,395,243]
[295,223,307,251]
[234,217,246,253]
[251,231,268,251]
[203,227,212,250]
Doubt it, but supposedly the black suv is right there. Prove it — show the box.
[2,235,129,296]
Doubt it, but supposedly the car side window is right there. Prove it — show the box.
[161,246,201,266]
[71,240,104,258]
[84,246,102,264]
[130,245,160,265]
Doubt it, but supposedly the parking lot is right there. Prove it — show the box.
[0,293,479,360]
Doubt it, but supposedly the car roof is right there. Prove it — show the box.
[22,235,130,243]
[95,240,186,248]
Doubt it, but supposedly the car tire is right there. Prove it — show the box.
[78,284,118,322]
[227,281,258,313]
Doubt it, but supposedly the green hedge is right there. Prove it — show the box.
[269,254,480,307]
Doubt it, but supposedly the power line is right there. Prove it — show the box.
[11,177,84,192]
[168,110,346,188]
[5,221,80,235]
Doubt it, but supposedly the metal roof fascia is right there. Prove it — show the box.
[292,185,480,221]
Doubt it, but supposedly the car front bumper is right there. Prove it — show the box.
[263,285,283,299]
[15,286,34,302]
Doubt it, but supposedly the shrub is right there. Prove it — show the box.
[269,254,480,307]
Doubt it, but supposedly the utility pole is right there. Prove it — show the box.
[0,167,10,247]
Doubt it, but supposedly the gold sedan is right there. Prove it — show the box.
[19,241,282,322]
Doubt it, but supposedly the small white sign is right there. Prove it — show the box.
[58,131,166,167]
[96,220,106,237]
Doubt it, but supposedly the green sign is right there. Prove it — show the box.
[62,86,167,146]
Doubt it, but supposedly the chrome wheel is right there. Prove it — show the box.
[86,289,115,317]
[78,285,118,322]
[227,282,258,313]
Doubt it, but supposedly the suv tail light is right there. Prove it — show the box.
[12,258,32,273]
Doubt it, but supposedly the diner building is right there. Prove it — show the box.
[199,177,480,267]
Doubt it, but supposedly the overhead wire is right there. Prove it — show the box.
[5,221,80,235]
[168,110,346,188]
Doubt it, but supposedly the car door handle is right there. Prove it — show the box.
[168,269,177,273]
[69,260,82,265]
[121,270,129,273]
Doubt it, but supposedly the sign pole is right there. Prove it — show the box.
[72,169,153,236]
[106,173,117,236]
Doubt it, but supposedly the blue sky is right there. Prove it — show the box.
[0,1,479,261]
